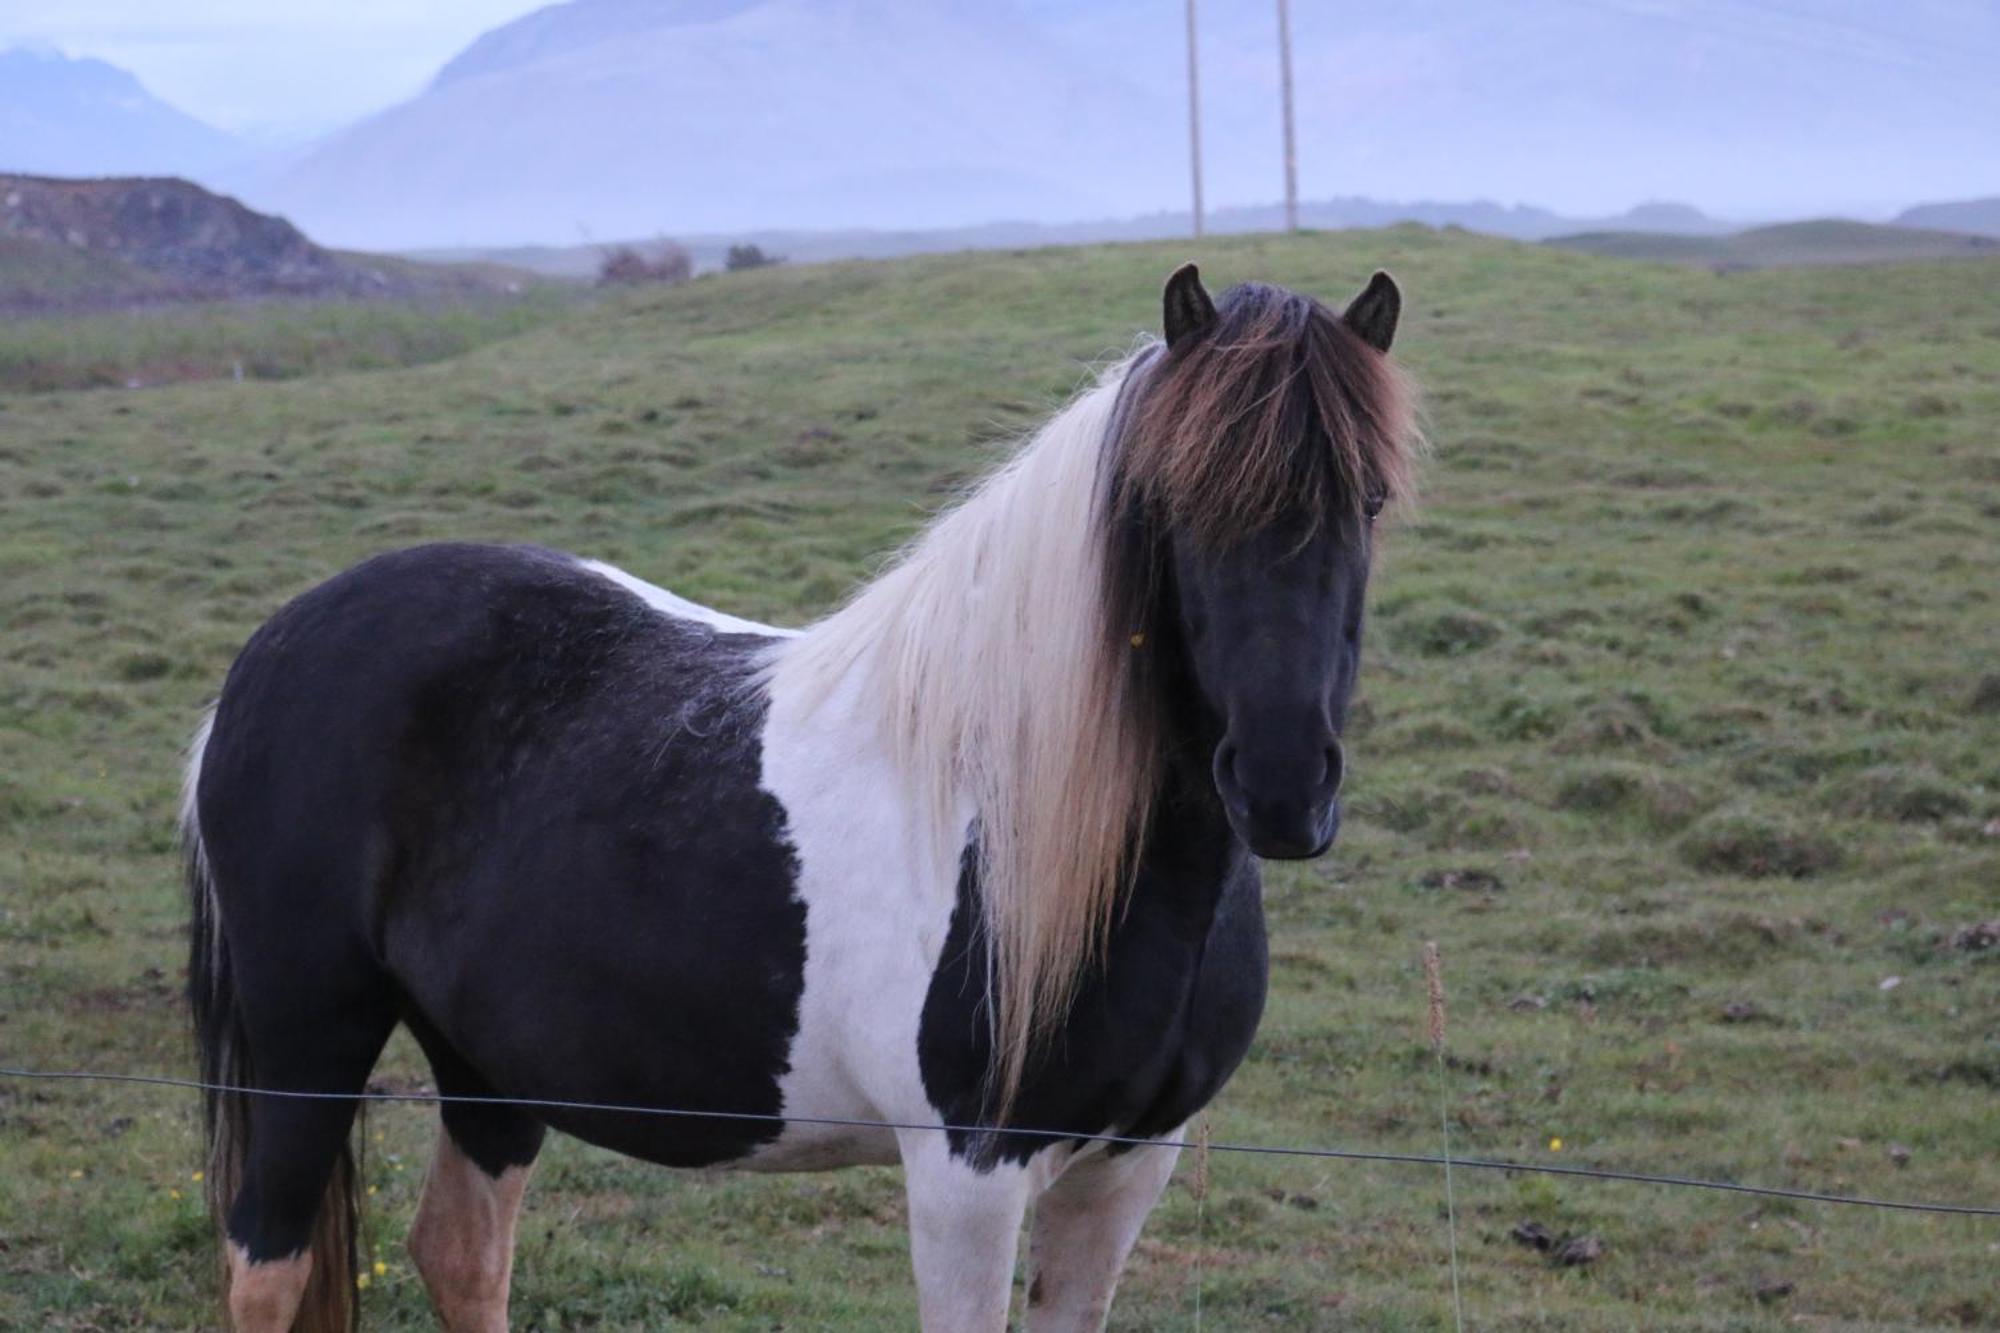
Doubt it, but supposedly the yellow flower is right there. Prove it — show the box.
[169,1189,183,1200]
[355,1274,371,1290]
[191,1171,205,1183]
[69,1169,83,1179]
[367,1185,378,1196]
[1549,1137,1564,1152]
[373,1261,388,1277]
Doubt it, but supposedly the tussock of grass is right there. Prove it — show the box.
[1680,808,1843,878]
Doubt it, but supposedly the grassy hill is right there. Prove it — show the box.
[1546,218,2000,268]
[0,233,179,310]
[2,231,1996,1329]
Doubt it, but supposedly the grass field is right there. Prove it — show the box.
[2,227,1997,1330]
[0,286,581,394]
[1544,219,2000,270]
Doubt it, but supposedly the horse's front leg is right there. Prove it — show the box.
[898,1130,1036,1332]
[1023,1137,1180,1333]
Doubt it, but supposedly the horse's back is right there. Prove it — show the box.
[195,543,815,1165]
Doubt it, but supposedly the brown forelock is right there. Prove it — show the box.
[1116,282,1419,547]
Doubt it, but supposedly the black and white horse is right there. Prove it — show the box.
[183,264,1418,1331]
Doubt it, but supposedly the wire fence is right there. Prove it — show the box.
[3,1064,1996,1218]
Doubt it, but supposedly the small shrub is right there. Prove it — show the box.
[597,242,692,287]
[725,243,783,272]
[1682,809,1841,879]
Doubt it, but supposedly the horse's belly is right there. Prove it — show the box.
[383,670,961,1174]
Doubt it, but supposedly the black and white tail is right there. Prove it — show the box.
[183,711,363,1333]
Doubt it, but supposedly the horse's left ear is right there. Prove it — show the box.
[1163,262,1217,349]
[1343,271,1401,353]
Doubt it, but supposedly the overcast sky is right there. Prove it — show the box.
[0,0,548,139]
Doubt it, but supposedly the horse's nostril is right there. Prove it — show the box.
[1325,741,1346,794]
[1213,742,1241,794]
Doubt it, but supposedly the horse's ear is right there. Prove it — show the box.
[1342,270,1401,353]
[1163,262,1217,349]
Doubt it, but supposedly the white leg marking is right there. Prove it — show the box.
[900,1130,1039,1333]
[1024,1139,1181,1333]
[407,1129,533,1333]
[226,1242,312,1333]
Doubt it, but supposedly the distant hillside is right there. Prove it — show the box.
[411,196,1733,278]
[0,48,241,178]
[1544,220,2000,269]
[0,174,534,311]
[1894,197,2000,238]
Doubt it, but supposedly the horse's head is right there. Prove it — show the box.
[1115,265,1417,859]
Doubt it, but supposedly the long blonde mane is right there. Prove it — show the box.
[764,355,1157,1112]
[763,286,1421,1115]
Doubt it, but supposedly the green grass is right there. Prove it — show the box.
[0,287,583,393]
[0,235,178,310]
[1545,219,2000,268]
[2,228,1997,1329]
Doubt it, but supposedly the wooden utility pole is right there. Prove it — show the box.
[1186,0,1204,238]
[1277,0,1298,231]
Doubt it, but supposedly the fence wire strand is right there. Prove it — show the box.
[3,1065,1996,1218]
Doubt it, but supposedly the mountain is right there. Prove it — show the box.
[1544,220,1999,270]
[1894,197,2000,238]
[247,0,1169,249]
[0,48,242,178]
[0,174,534,310]
[243,0,1999,249]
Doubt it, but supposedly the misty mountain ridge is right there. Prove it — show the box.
[232,0,2000,249]
[0,47,242,179]
[1894,197,2000,239]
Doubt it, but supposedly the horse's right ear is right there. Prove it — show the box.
[1163,262,1217,349]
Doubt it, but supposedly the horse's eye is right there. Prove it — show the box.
[1362,490,1387,521]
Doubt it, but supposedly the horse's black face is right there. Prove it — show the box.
[1138,261,1407,860]
[1169,511,1372,859]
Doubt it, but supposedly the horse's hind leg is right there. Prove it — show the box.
[223,1002,398,1333]
[406,1024,545,1332]
[1023,1138,1180,1333]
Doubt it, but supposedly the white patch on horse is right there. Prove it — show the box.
[745,660,966,1171]
[761,359,1153,1111]
[576,557,795,638]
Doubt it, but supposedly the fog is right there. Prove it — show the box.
[5,0,1997,247]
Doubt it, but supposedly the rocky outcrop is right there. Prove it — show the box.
[1,174,435,300]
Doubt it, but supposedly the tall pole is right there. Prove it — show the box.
[1185,0,1204,238]
[1277,0,1298,231]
